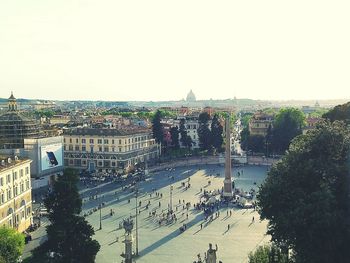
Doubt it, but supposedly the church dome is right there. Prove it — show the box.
[186,89,196,102]
[0,93,40,149]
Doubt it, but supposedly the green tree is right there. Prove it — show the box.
[0,226,25,263]
[258,121,350,263]
[211,114,224,152]
[323,101,350,124]
[152,110,164,144]
[170,126,180,149]
[271,108,305,154]
[31,169,100,263]
[197,112,212,151]
[248,244,289,263]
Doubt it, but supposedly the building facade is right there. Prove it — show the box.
[248,111,274,136]
[0,156,32,232]
[63,127,160,173]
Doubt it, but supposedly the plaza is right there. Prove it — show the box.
[79,164,269,263]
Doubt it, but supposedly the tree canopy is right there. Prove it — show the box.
[152,110,164,145]
[323,101,350,124]
[197,112,212,151]
[31,169,100,263]
[170,126,180,149]
[0,226,25,263]
[258,120,350,263]
[211,114,224,152]
[270,108,305,154]
[248,244,289,263]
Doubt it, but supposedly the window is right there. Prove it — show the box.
[119,139,122,144]
[20,169,23,177]
[0,177,3,186]
[119,147,122,152]
[6,174,11,184]
[89,139,94,144]
[104,147,109,152]
[64,138,66,143]
[26,180,30,190]
[64,145,67,151]
[0,193,4,204]
[112,147,115,152]
[13,172,17,181]
[25,167,29,175]
[82,139,86,144]
[82,146,86,151]
[69,138,72,143]
[104,139,109,144]
[7,189,11,200]
[69,145,73,151]
[98,139,102,144]
[76,138,79,143]
[99,146,102,152]
[90,147,94,154]
[112,139,115,144]
[21,183,24,193]
[75,145,80,151]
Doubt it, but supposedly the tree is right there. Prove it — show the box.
[248,244,289,263]
[170,126,180,149]
[323,101,350,124]
[211,114,224,152]
[258,121,350,263]
[197,112,212,151]
[31,169,100,263]
[271,108,305,154]
[0,226,25,263]
[152,110,164,144]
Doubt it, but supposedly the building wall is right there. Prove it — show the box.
[0,159,32,233]
[63,131,159,173]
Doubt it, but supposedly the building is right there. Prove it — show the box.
[63,127,160,173]
[186,90,196,102]
[0,93,40,149]
[22,136,64,189]
[0,156,32,232]
[248,111,274,136]
[302,117,321,135]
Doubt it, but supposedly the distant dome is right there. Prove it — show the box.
[186,90,196,102]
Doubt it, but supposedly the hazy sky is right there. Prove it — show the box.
[1,1,349,101]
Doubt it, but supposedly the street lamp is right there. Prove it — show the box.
[169,185,173,212]
[135,183,139,256]
[99,191,102,230]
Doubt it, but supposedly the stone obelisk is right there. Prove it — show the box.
[223,116,233,197]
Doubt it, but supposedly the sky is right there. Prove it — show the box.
[0,0,349,102]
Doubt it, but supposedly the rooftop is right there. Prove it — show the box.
[0,156,31,173]
[63,127,152,137]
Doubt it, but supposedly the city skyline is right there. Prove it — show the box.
[1,1,350,101]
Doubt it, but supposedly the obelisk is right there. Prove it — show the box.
[223,116,233,197]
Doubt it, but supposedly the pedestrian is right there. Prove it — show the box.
[228,224,230,230]
[200,223,203,229]
[159,201,161,207]
[252,216,255,223]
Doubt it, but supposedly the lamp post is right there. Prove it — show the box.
[135,183,139,256]
[99,191,102,230]
[169,185,173,212]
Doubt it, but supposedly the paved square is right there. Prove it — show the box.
[80,164,269,263]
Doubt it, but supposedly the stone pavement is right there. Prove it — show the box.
[84,164,270,263]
